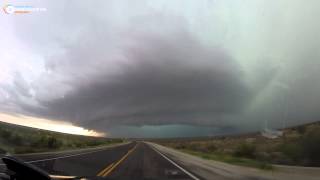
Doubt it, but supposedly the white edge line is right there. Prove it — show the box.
[0,147,108,166]
[148,143,200,180]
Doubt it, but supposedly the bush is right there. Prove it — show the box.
[296,126,306,134]
[207,143,217,152]
[277,143,302,163]
[233,143,256,158]
[10,134,23,146]
[74,142,86,148]
[32,135,61,149]
[14,147,37,154]
[175,143,186,149]
[32,135,49,147]
[0,148,6,154]
[47,136,61,149]
[277,126,320,166]
[300,126,320,166]
[255,152,271,161]
[85,140,103,146]
[0,129,12,139]
[187,142,200,151]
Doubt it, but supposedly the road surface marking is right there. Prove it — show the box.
[49,175,77,179]
[0,146,116,166]
[97,163,114,176]
[149,144,200,180]
[100,144,137,177]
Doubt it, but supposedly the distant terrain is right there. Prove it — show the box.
[0,121,124,154]
[155,121,320,169]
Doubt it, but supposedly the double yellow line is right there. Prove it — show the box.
[97,144,138,177]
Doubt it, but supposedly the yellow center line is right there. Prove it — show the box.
[96,144,138,177]
[102,144,138,177]
[97,163,114,176]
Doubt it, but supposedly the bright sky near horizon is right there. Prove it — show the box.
[0,113,106,137]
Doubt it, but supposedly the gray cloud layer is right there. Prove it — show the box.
[5,24,254,130]
[1,1,320,137]
[42,33,252,128]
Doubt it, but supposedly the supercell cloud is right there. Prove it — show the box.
[38,30,251,128]
[0,0,320,137]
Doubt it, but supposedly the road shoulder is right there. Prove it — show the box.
[147,142,320,180]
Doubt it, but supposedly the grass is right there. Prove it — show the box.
[155,121,320,168]
[181,149,273,170]
[0,121,124,154]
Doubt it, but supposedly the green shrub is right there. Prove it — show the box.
[0,148,6,154]
[74,142,86,148]
[10,134,23,146]
[32,135,49,147]
[296,126,306,134]
[175,143,186,149]
[14,147,37,154]
[207,143,217,152]
[0,129,12,139]
[32,135,62,149]
[47,136,61,149]
[300,126,320,166]
[233,143,256,158]
[85,140,104,146]
[0,123,122,154]
[277,143,302,162]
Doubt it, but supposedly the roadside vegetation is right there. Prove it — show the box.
[156,121,320,169]
[0,122,124,154]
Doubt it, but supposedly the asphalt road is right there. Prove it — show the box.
[0,142,199,180]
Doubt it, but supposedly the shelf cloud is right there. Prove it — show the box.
[1,1,320,137]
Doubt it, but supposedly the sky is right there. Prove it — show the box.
[0,0,320,137]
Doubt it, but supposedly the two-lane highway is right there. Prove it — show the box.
[0,142,200,180]
[106,142,197,179]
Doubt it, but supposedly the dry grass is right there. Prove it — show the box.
[156,121,320,168]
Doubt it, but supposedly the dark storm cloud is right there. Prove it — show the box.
[0,1,256,131]
[32,30,252,130]
[3,1,320,137]
[0,0,258,133]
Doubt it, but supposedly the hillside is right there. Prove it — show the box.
[0,121,123,154]
[156,121,320,168]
